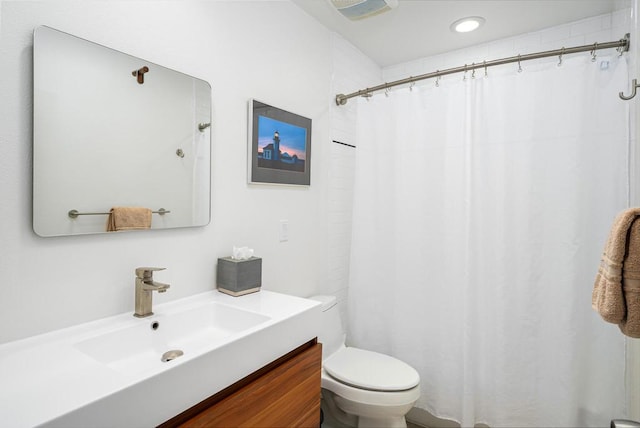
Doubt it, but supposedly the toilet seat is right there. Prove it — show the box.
[324,347,420,392]
[322,368,421,408]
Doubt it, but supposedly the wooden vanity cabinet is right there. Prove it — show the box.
[159,339,322,428]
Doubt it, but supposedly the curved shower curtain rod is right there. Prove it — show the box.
[335,34,630,106]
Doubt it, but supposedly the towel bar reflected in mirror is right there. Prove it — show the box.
[68,208,170,219]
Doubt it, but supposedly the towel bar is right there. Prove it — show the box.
[68,208,170,219]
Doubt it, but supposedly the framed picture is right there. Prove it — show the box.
[248,99,311,186]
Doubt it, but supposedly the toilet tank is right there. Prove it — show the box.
[309,295,346,360]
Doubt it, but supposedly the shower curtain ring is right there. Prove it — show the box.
[471,63,476,79]
[463,64,468,81]
[517,55,523,73]
[436,71,441,87]
[484,60,488,77]
[409,81,415,91]
[558,48,565,67]
[385,87,390,97]
[591,43,598,62]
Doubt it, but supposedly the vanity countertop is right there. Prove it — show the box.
[0,290,321,428]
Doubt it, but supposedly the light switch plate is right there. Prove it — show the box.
[279,220,289,242]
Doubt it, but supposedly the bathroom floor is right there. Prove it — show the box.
[320,400,425,428]
[321,417,423,428]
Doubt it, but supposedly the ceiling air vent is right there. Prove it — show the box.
[330,0,398,21]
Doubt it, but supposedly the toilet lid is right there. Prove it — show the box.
[324,347,420,392]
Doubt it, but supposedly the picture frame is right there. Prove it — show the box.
[248,99,312,186]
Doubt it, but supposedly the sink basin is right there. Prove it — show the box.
[0,290,320,428]
[75,302,270,376]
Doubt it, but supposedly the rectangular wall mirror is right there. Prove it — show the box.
[33,26,211,237]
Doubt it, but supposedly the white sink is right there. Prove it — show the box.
[74,302,270,376]
[0,290,321,428]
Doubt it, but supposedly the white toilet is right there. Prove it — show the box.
[310,295,420,428]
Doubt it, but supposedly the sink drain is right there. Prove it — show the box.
[161,349,184,362]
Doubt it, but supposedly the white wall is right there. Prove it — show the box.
[628,0,640,420]
[328,33,382,329]
[0,0,379,344]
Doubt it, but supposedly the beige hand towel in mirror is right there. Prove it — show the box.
[107,207,152,232]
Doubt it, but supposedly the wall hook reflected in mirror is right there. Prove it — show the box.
[198,122,211,132]
[176,149,185,158]
[132,66,149,84]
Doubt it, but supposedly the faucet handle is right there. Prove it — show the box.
[135,267,166,279]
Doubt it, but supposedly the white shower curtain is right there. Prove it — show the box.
[348,55,629,427]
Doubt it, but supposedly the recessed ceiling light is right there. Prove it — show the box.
[450,16,486,33]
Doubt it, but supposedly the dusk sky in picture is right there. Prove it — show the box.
[258,116,306,159]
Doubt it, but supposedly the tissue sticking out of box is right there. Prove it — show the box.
[232,246,254,260]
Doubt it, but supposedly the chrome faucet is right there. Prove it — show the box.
[134,267,170,318]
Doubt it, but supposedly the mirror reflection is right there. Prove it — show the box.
[33,26,211,237]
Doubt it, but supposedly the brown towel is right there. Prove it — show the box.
[106,207,152,232]
[620,218,640,337]
[593,208,640,338]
